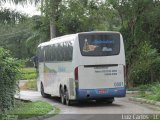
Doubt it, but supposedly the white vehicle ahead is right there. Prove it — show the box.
[36,31,126,105]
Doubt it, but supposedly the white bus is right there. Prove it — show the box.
[36,31,126,105]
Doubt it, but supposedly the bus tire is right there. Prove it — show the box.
[41,83,50,98]
[96,99,106,103]
[60,87,66,105]
[64,88,71,106]
[107,97,114,104]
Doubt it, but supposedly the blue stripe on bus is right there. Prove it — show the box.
[76,87,126,100]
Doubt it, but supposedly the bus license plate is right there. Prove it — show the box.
[98,90,107,94]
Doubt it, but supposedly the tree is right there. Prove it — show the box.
[41,0,62,38]
[26,15,50,56]
[0,8,26,24]
[1,0,61,38]
[57,0,114,35]
[0,8,32,59]
[108,0,160,87]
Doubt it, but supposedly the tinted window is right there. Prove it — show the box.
[79,33,120,56]
[43,41,73,62]
[37,47,44,62]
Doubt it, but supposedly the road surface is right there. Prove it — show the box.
[16,91,160,120]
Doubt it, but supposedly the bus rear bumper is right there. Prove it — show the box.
[76,87,126,100]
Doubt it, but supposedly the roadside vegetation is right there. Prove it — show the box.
[0,48,21,113]
[132,83,160,102]
[6,100,59,120]
[20,67,37,80]
[149,116,160,120]
[19,67,37,90]
[20,79,37,91]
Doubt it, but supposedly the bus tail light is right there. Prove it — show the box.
[74,67,78,81]
[123,65,126,86]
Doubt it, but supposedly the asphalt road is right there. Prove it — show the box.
[17,91,160,120]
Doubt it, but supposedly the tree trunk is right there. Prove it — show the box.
[50,18,56,39]
[41,0,44,16]
[49,0,56,39]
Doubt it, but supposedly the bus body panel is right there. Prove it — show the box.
[76,87,126,100]
[42,61,74,96]
[76,65,126,100]
[78,65,124,89]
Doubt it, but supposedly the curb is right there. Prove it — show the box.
[15,96,32,102]
[126,91,139,94]
[129,97,160,107]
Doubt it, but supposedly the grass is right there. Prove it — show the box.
[135,83,160,101]
[20,79,37,90]
[148,115,160,120]
[20,67,37,80]
[22,67,36,73]
[5,100,60,120]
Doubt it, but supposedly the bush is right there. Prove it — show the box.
[0,48,21,113]
[136,83,160,101]
[150,83,160,101]
[128,41,160,87]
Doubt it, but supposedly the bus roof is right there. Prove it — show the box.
[38,34,76,47]
[38,31,120,47]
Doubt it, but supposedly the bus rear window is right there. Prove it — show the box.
[78,33,120,56]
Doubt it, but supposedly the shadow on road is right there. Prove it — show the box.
[76,102,122,108]
[46,96,123,108]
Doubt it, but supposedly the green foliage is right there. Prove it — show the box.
[137,83,160,101]
[148,116,160,120]
[41,0,116,36]
[21,73,36,80]
[21,68,36,74]
[128,41,160,86]
[0,21,32,59]
[0,47,21,113]
[0,15,47,59]
[0,8,26,24]
[150,84,160,101]
[56,0,111,35]
[26,15,50,56]
[109,0,160,87]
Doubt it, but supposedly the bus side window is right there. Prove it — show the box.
[67,41,73,61]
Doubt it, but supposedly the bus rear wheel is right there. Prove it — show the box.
[107,97,114,104]
[64,88,72,106]
[60,88,66,105]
